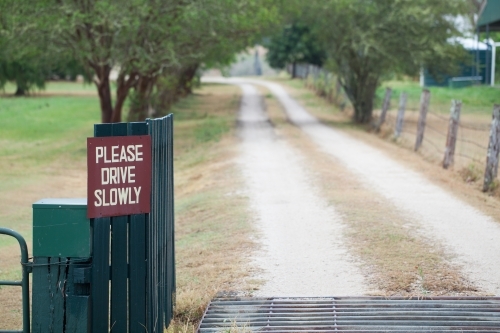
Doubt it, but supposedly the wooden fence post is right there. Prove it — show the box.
[414,89,431,151]
[443,100,462,169]
[324,72,330,97]
[394,92,407,138]
[376,87,392,132]
[483,104,500,191]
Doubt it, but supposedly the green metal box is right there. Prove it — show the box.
[33,198,91,257]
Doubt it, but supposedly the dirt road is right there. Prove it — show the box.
[234,83,367,296]
[204,77,500,296]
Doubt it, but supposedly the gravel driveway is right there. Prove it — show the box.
[234,82,367,296]
[203,77,500,296]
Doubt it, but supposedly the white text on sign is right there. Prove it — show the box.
[93,144,144,207]
[95,145,144,163]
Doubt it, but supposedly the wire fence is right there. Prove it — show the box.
[294,63,498,187]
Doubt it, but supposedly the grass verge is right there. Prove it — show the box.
[168,84,256,332]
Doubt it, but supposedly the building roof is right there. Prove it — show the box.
[478,0,500,32]
[452,37,489,50]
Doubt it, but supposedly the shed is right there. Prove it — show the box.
[420,38,492,88]
[478,0,500,32]
[477,0,500,85]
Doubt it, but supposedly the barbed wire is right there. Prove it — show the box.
[406,107,420,112]
[425,124,447,137]
[428,111,449,122]
[300,74,494,170]
[456,152,484,165]
[401,129,417,136]
[456,137,488,150]
[458,123,490,132]
[422,136,445,155]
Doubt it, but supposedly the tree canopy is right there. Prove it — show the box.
[1,0,278,122]
[278,0,471,123]
[266,23,326,77]
[1,0,476,124]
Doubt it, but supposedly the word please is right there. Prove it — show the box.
[95,145,143,163]
[94,187,142,206]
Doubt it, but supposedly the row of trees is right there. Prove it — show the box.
[1,0,277,122]
[266,0,476,123]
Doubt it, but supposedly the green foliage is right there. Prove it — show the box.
[0,0,49,94]
[9,0,279,122]
[0,0,90,95]
[0,59,48,95]
[266,23,326,70]
[128,0,279,120]
[282,0,471,123]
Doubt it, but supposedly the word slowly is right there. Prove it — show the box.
[94,187,142,207]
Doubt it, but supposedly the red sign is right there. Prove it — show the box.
[87,135,152,218]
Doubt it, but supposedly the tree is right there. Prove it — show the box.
[127,0,279,120]
[0,1,51,95]
[298,0,469,123]
[0,56,49,96]
[266,23,326,78]
[4,0,277,121]
[29,0,190,123]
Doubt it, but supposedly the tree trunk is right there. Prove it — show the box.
[112,81,131,123]
[96,78,113,123]
[14,86,26,96]
[176,65,198,97]
[349,76,378,124]
[93,64,113,123]
[127,76,154,122]
[153,65,198,115]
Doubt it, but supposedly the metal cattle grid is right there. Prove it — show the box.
[198,296,500,332]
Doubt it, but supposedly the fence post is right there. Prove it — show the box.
[443,100,462,169]
[394,92,407,138]
[414,89,431,151]
[376,87,392,132]
[324,72,330,97]
[483,104,500,191]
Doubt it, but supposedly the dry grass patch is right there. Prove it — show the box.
[262,85,481,296]
[166,84,257,332]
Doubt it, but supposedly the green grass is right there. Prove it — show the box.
[0,86,100,252]
[169,86,235,162]
[378,80,500,114]
[1,81,108,95]
[0,96,99,169]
